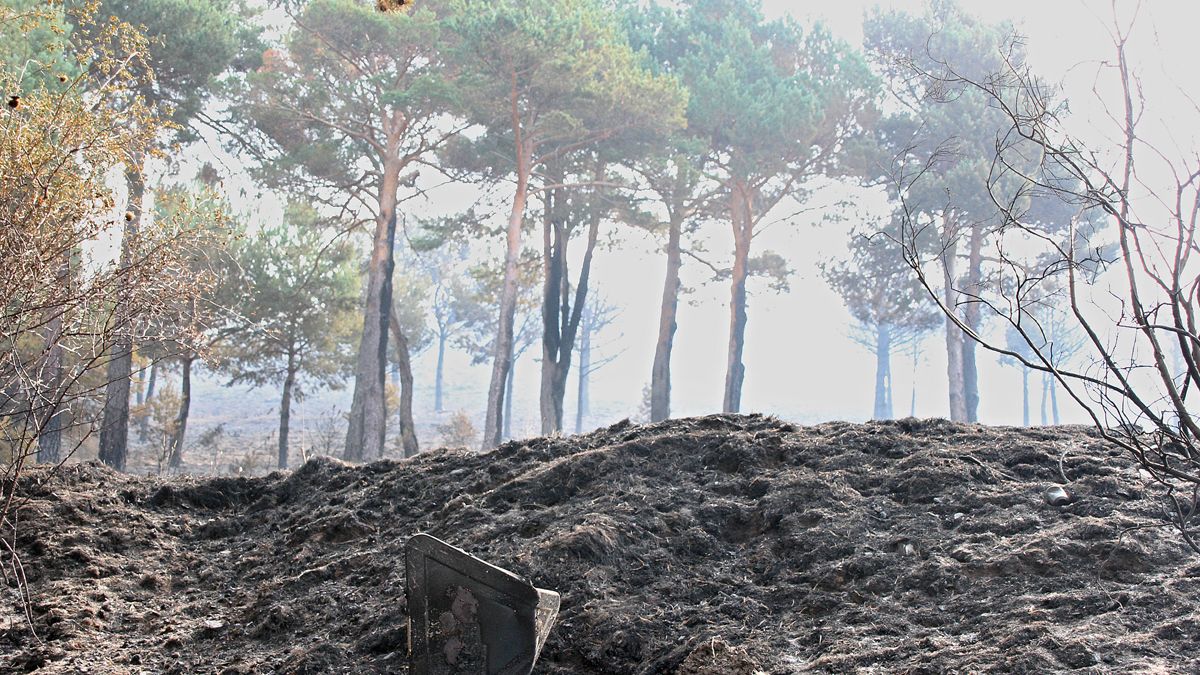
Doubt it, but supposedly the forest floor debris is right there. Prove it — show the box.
[3,414,1199,673]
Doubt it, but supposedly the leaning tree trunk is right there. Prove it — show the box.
[98,165,144,472]
[167,355,193,470]
[650,214,683,423]
[145,361,158,401]
[278,351,296,470]
[483,135,532,449]
[961,223,985,423]
[345,176,399,462]
[723,182,754,414]
[873,324,893,420]
[388,309,419,458]
[940,219,968,423]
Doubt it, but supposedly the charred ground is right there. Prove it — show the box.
[3,415,1198,673]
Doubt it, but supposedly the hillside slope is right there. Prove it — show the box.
[3,415,1197,673]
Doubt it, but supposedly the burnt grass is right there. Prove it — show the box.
[3,414,1200,673]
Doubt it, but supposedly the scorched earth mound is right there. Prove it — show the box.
[3,415,1199,673]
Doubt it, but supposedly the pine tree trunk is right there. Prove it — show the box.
[539,173,601,435]
[873,325,892,420]
[278,352,295,470]
[885,365,894,420]
[345,191,399,462]
[98,165,144,472]
[651,214,683,423]
[503,356,515,442]
[138,361,158,442]
[145,362,158,401]
[940,221,967,423]
[539,179,566,435]
[962,223,985,423]
[1040,372,1050,425]
[483,131,531,449]
[36,312,65,464]
[723,182,753,414]
[135,363,146,407]
[910,347,919,418]
[434,332,446,412]
[575,319,591,434]
[167,356,192,470]
[388,310,419,458]
[1021,366,1030,427]
[1050,377,1060,425]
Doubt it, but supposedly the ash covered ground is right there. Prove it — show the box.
[3,415,1198,673]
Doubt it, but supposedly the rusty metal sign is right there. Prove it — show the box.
[406,534,560,674]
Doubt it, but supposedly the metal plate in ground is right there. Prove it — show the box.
[406,534,560,675]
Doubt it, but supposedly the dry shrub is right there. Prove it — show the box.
[437,410,478,449]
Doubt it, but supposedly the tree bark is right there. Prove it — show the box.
[1021,366,1030,427]
[344,181,399,462]
[539,178,566,435]
[873,324,893,420]
[723,182,754,414]
[137,360,158,442]
[434,332,446,412]
[575,315,591,434]
[135,362,146,407]
[167,355,192,470]
[503,356,515,442]
[278,350,295,470]
[909,347,919,418]
[1040,372,1050,426]
[98,165,144,472]
[36,312,65,464]
[386,309,419,457]
[962,223,985,423]
[483,128,532,449]
[651,213,683,423]
[145,361,158,401]
[940,218,968,423]
[1050,377,1060,425]
[539,170,601,435]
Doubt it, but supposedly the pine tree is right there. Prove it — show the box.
[638,0,879,413]
[821,217,941,420]
[236,0,461,461]
[95,0,257,470]
[218,203,359,469]
[446,0,685,447]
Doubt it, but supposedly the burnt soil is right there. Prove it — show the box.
[3,415,1199,673]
